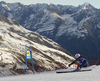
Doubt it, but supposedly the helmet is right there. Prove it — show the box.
[75,53,80,58]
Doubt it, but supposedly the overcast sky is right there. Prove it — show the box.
[0,0,100,8]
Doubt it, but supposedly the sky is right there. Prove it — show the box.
[0,0,100,9]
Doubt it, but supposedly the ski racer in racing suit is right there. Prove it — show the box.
[69,53,89,70]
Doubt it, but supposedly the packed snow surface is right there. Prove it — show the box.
[0,65,100,81]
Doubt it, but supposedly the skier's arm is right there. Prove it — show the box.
[69,58,79,67]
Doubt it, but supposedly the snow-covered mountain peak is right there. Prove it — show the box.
[0,1,10,10]
[84,2,90,6]
[84,2,94,9]
[81,2,96,10]
[0,1,6,5]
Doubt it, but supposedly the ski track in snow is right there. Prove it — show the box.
[0,65,100,81]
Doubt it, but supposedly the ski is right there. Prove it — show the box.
[56,69,92,73]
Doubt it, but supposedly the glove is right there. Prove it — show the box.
[68,64,71,67]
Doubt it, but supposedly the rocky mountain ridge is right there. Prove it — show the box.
[0,1,100,59]
[0,15,74,72]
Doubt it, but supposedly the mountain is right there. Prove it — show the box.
[0,1,100,59]
[0,15,74,73]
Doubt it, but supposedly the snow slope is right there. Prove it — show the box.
[0,65,99,81]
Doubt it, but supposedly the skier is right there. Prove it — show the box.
[68,53,89,71]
